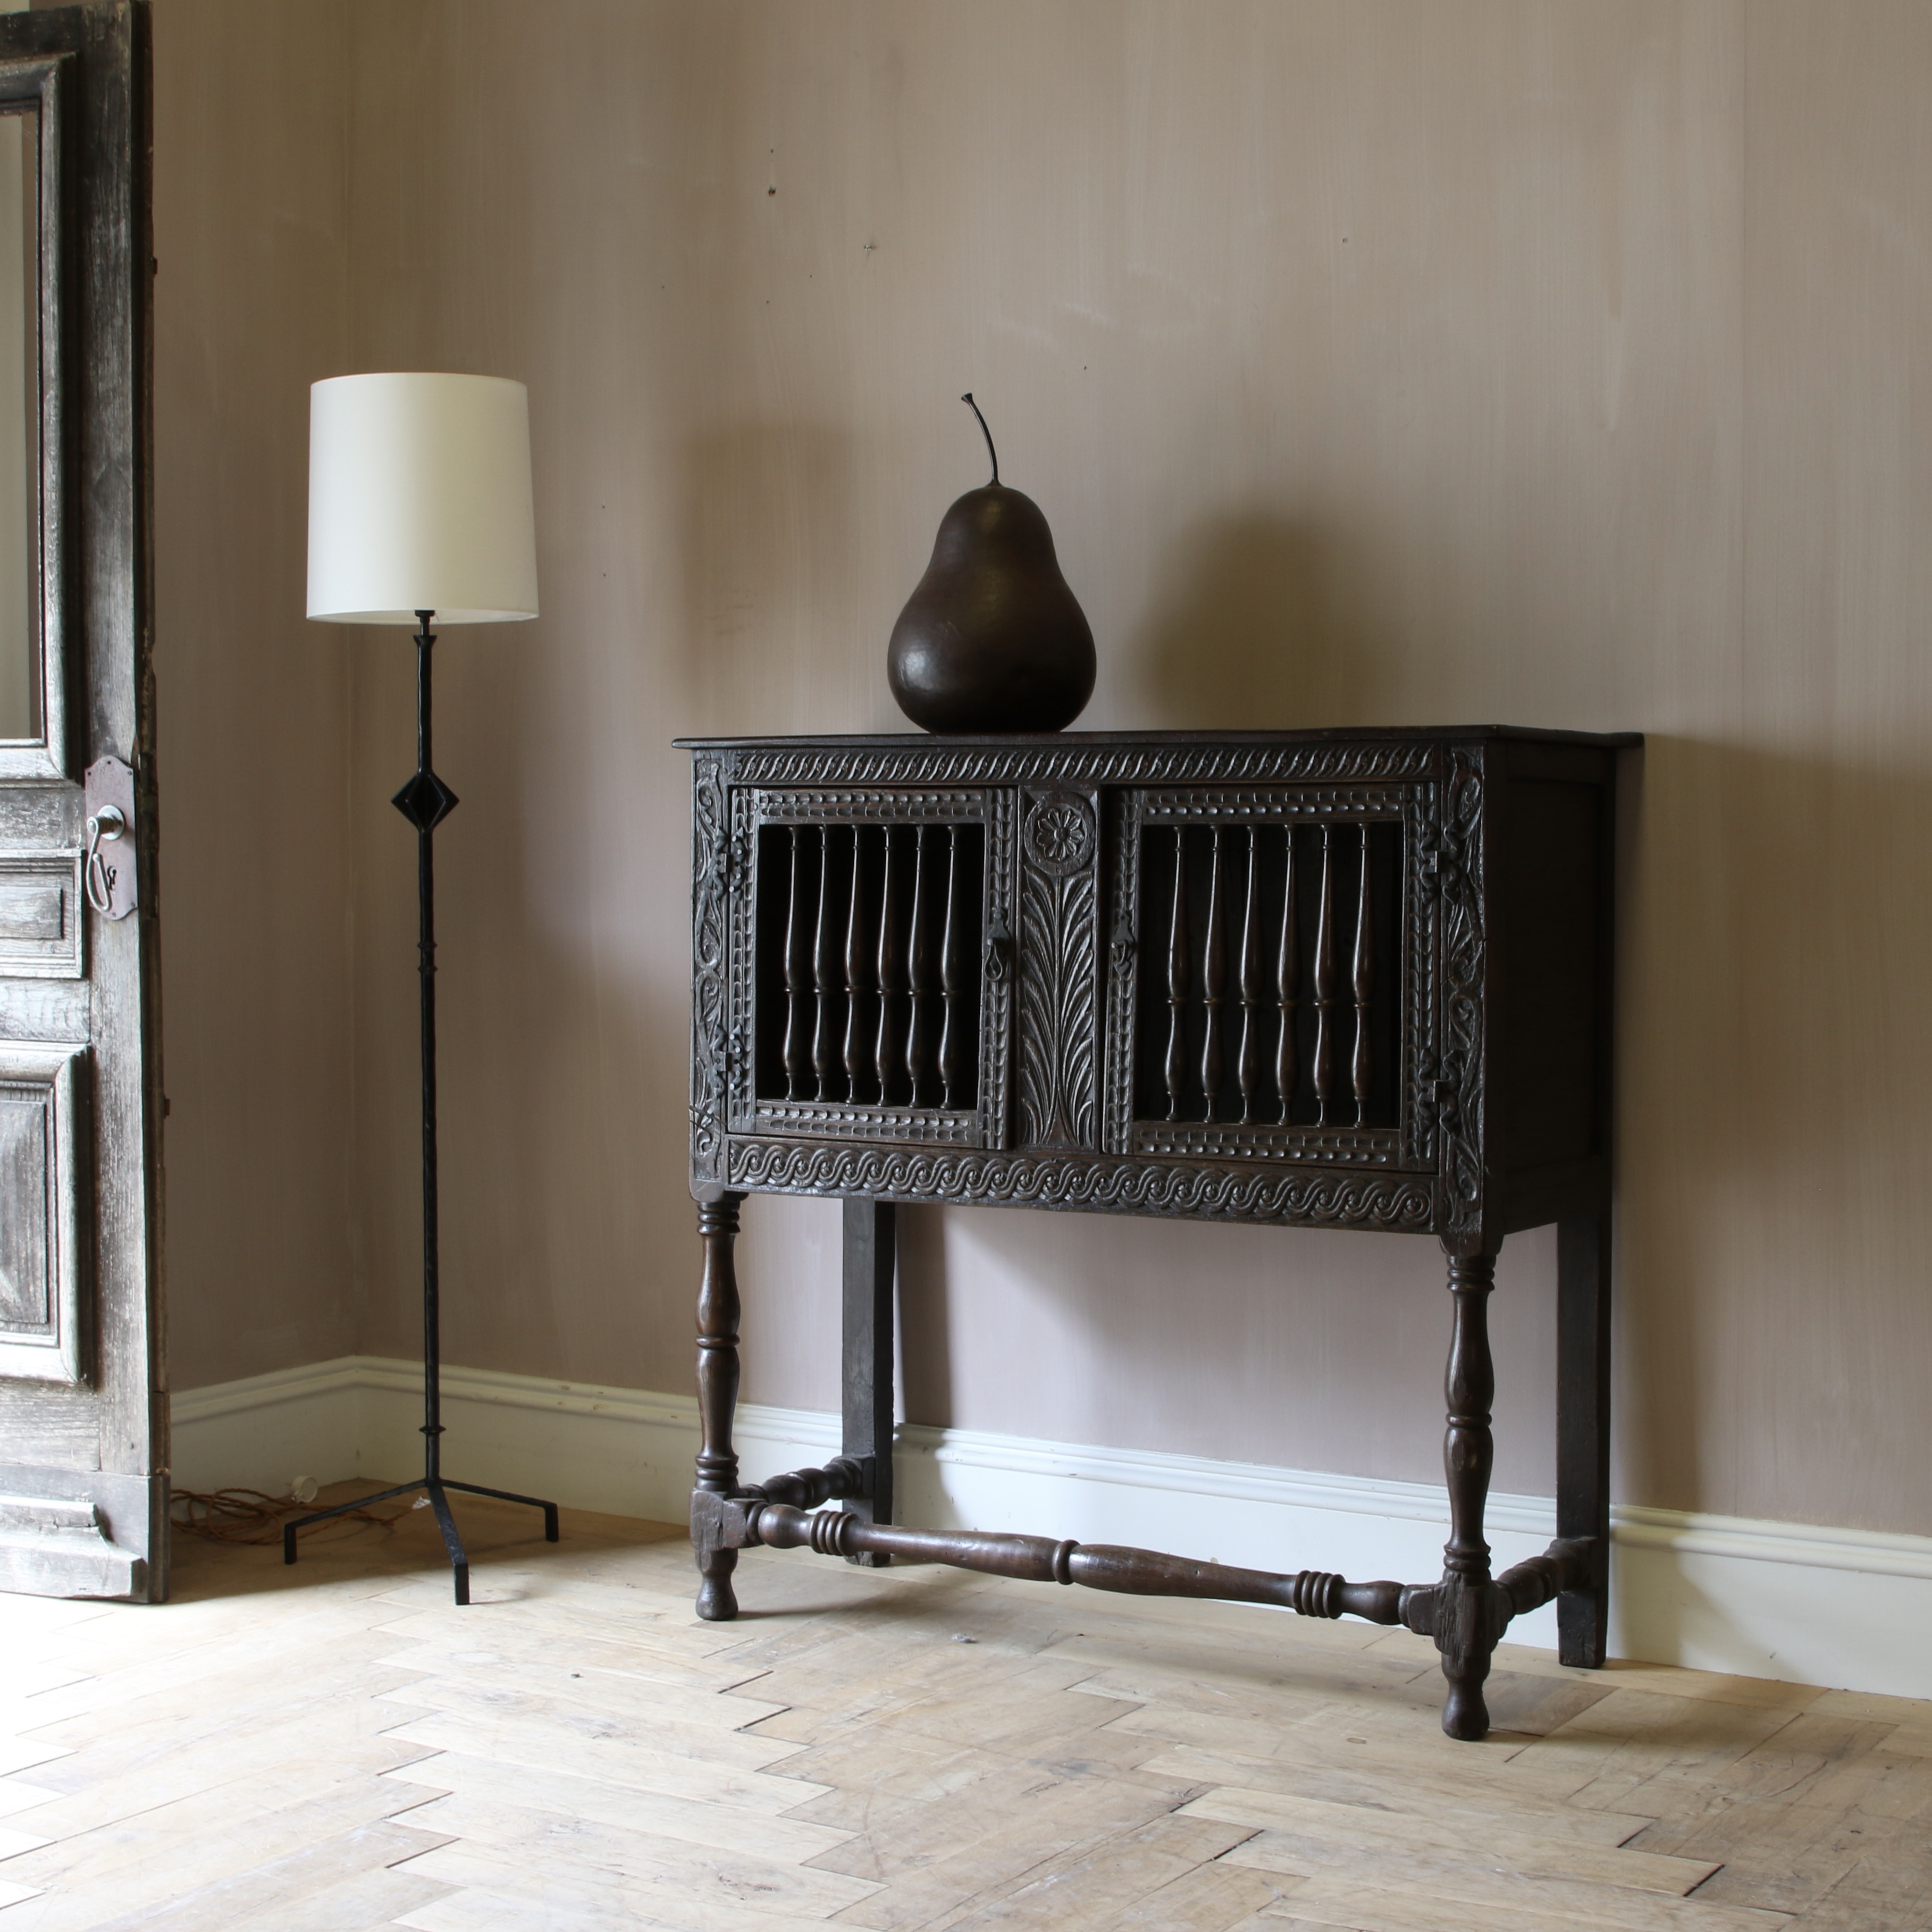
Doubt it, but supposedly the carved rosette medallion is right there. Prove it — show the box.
[1017,790,1099,1147]
[1022,790,1095,877]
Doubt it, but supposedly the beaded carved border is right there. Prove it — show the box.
[1101,784,1433,1172]
[727,786,1014,1150]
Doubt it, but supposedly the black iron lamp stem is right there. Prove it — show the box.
[283,611,558,1603]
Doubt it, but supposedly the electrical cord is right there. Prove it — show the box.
[169,1486,410,1545]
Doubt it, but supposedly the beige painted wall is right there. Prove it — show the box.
[153,1,358,1383]
[159,2,1932,1534]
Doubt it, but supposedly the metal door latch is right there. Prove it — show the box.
[82,756,137,921]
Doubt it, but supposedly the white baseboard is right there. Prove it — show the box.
[171,1355,1932,1703]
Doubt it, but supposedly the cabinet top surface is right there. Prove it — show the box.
[675,725,1643,753]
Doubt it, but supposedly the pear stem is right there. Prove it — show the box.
[961,392,999,485]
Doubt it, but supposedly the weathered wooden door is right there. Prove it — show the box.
[0,2,161,1600]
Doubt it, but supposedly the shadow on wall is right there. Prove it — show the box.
[675,422,861,732]
[350,626,699,1391]
[891,719,1932,1528]
[895,1206,952,1428]
[1613,735,1932,1532]
[1130,514,1396,729]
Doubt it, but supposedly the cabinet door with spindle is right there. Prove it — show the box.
[1102,785,1437,1181]
[727,787,1015,1151]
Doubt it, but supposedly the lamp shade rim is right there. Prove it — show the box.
[305,606,540,625]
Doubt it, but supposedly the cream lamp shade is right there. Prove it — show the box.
[306,372,539,624]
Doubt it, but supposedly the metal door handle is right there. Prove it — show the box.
[84,807,125,915]
[82,757,138,921]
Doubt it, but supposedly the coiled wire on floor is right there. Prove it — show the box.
[169,1485,410,1545]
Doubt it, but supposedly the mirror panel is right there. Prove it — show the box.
[0,53,61,779]
[0,104,38,742]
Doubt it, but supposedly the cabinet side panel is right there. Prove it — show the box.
[1494,774,1605,1177]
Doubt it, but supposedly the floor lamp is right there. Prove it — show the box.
[285,372,559,1604]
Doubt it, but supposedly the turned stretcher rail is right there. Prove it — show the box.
[749,1500,1413,1620]
[692,1475,1596,1637]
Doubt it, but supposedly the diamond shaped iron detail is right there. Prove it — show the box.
[392,768,459,833]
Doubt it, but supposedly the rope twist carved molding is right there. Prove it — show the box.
[729,742,1440,790]
[725,1137,1437,1227]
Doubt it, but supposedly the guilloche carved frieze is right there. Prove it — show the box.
[724,1136,1438,1227]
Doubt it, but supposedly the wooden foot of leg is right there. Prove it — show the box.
[695,1543,738,1622]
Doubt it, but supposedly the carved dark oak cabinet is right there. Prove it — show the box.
[681,728,1633,1740]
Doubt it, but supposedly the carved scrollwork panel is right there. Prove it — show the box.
[979,788,1017,1149]
[1015,789,1099,1148]
[1435,748,1487,1236]
[689,754,730,1185]
[1405,784,1439,1167]
[1103,789,1143,1155]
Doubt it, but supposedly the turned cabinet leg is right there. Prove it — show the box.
[1557,1212,1612,1667]
[693,1192,745,1620]
[842,1198,897,1566]
[1438,1240,1500,1740]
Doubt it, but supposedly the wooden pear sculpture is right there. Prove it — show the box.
[887,396,1096,733]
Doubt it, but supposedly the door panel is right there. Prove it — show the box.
[0,2,159,1602]
[0,1040,86,1384]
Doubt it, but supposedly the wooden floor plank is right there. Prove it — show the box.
[393,1790,883,1919]
[1136,1741,1656,1844]
[911,1810,1257,1932]
[379,1747,860,1863]
[1185,1785,1719,1893]
[1093,1855,1304,1931]
[369,1675,804,1769]
[393,1838,853,1932]
[1254,1866,1797,1932]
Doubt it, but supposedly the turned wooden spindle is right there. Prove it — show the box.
[1236,825,1264,1124]
[842,827,872,1101]
[1313,824,1338,1125]
[1352,824,1375,1124]
[811,827,841,1099]
[1200,826,1228,1123]
[1164,827,1190,1122]
[745,1503,1410,1623]
[782,829,812,1100]
[938,827,965,1109]
[1443,1250,1497,1581]
[907,828,935,1105]
[1440,1246,1499,1738]
[747,1456,868,1509]
[875,826,904,1104]
[1276,825,1300,1123]
[693,1194,745,1619]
